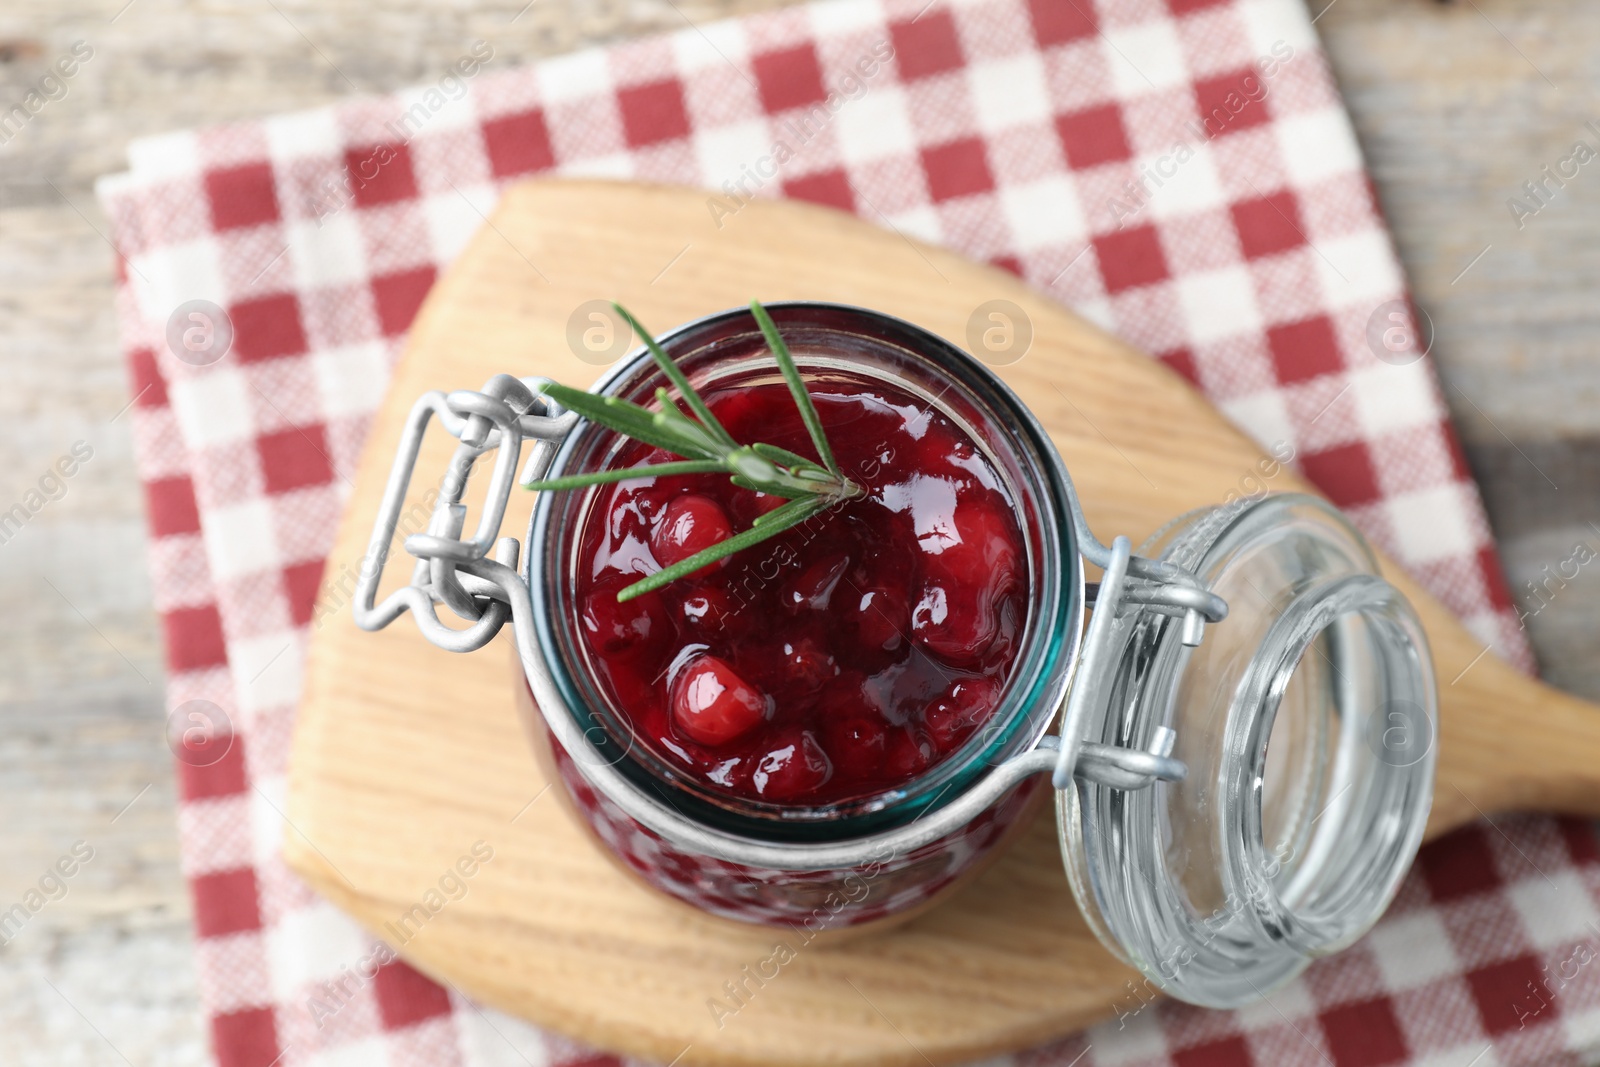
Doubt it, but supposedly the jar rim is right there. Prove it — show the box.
[523,302,1086,844]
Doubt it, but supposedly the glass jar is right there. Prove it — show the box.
[355,303,1437,1006]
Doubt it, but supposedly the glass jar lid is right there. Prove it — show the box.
[1057,493,1437,1007]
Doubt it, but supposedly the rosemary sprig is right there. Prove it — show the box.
[750,300,839,476]
[526,300,862,601]
[612,303,737,450]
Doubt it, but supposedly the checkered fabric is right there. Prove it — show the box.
[95,0,1598,1062]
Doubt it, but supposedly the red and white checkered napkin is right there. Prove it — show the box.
[95,0,1600,1062]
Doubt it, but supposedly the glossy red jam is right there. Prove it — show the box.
[572,375,1027,807]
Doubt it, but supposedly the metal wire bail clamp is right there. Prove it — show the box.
[352,374,576,653]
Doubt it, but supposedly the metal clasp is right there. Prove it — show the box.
[352,376,578,653]
[1051,483,1229,792]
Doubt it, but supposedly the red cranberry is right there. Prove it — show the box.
[924,676,1002,752]
[781,552,851,613]
[580,588,667,659]
[651,494,733,571]
[846,583,908,653]
[670,655,768,747]
[751,730,832,800]
[819,669,874,721]
[706,388,797,445]
[905,418,963,464]
[679,586,736,634]
[740,632,837,715]
[883,728,934,779]
[912,501,1020,664]
[779,636,837,692]
[605,462,677,533]
[823,717,887,779]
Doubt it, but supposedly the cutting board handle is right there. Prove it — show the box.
[1430,645,1600,833]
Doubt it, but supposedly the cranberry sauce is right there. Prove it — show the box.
[571,374,1027,808]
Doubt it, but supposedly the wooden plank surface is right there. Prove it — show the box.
[2,0,1596,1062]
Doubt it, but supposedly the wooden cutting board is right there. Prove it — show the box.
[286,180,1600,1067]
